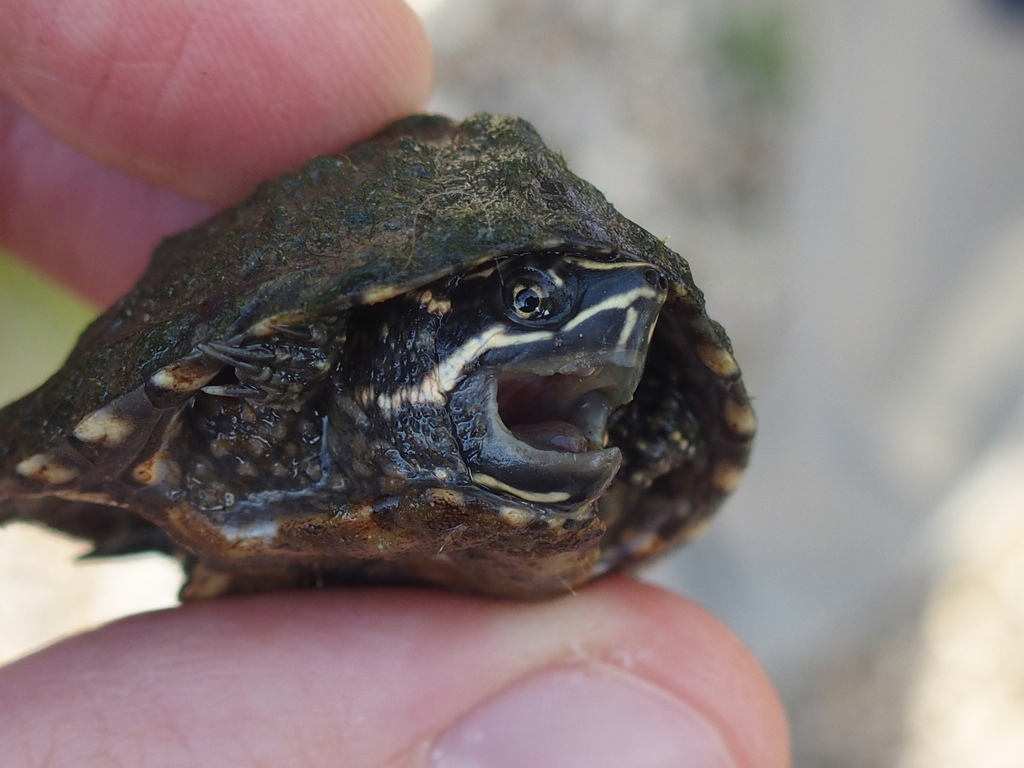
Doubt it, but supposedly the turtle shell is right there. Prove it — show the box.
[0,113,754,598]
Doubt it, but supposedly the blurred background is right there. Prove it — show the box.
[3,0,1024,764]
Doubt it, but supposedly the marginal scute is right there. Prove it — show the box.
[615,528,662,560]
[219,519,279,543]
[696,343,740,380]
[712,461,746,494]
[15,454,80,485]
[148,361,217,394]
[72,406,135,448]
[723,397,757,438]
[498,506,534,528]
[130,452,177,486]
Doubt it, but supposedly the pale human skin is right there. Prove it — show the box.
[0,2,790,766]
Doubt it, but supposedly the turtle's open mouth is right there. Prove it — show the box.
[446,354,645,506]
[496,367,631,454]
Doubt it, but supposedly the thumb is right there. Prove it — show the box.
[0,577,789,768]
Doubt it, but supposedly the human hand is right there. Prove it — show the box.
[0,2,789,766]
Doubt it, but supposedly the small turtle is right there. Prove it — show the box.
[0,114,754,599]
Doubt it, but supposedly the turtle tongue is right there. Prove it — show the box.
[505,388,616,454]
[510,422,589,453]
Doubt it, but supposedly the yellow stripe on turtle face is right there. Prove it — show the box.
[615,307,639,352]
[434,325,556,392]
[471,472,571,504]
[375,324,556,413]
[560,284,661,333]
[560,257,644,271]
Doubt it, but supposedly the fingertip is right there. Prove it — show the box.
[1,0,432,301]
[2,0,433,202]
[590,579,791,768]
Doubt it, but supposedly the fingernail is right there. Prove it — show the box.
[431,664,738,768]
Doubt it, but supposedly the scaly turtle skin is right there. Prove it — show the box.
[0,114,755,599]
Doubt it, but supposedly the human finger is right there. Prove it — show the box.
[1,0,432,200]
[0,577,789,768]
[0,0,432,304]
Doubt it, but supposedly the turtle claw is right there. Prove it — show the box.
[199,342,279,379]
[197,330,337,407]
[267,322,322,343]
[201,383,264,399]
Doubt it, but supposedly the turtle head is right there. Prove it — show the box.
[439,253,668,508]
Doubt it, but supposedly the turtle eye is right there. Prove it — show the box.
[501,268,567,325]
[510,281,547,318]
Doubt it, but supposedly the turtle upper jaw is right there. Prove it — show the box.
[449,351,645,507]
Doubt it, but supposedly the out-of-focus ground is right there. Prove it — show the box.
[3,1,1024,764]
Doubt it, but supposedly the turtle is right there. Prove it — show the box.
[0,113,755,599]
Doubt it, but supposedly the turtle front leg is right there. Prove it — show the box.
[198,315,345,407]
